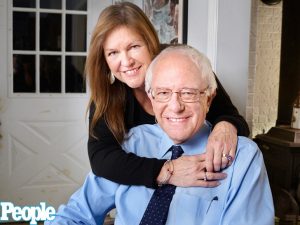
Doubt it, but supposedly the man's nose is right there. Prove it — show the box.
[168,93,185,111]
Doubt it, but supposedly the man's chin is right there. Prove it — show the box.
[167,132,189,144]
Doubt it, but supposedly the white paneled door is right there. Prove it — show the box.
[0,0,97,211]
[0,98,89,208]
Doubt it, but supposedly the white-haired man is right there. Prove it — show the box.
[47,45,274,225]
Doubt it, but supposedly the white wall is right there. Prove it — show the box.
[249,1,282,137]
[187,0,209,55]
[187,0,252,117]
[89,0,252,117]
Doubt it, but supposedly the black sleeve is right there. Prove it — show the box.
[88,104,165,189]
[206,75,250,137]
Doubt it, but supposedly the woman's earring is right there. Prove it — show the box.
[110,72,115,84]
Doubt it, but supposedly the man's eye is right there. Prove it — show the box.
[181,91,195,96]
[157,91,170,96]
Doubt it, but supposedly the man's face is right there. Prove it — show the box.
[149,52,212,144]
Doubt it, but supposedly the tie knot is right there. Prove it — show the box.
[171,145,184,159]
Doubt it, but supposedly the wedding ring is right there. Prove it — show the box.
[222,153,233,161]
[203,172,208,181]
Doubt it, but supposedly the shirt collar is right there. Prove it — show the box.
[157,121,212,159]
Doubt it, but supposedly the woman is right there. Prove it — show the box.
[85,2,249,188]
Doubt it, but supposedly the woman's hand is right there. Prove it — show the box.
[157,154,227,187]
[205,121,238,172]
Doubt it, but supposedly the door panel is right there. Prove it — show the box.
[0,0,94,210]
[0,98,89,208]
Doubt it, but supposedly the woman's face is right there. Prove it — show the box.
[103,26,152,89]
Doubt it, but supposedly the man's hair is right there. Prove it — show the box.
[145,45,217,96]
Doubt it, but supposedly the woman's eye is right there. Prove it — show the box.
[131,45,140,49]
[107,51,117,57]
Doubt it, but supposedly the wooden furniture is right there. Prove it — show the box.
[254,126,300,224]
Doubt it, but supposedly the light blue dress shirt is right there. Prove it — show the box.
[46,122,274,225]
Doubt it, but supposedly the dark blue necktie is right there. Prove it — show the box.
[139,145,184,225]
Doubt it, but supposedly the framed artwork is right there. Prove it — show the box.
[112,0,188,44]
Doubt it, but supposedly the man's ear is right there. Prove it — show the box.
[147,90,151,99]
[207,90,216,108]
[147,90,154,103]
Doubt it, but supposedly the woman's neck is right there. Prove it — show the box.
[133,87,154,116]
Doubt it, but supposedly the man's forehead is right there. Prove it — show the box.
[153,52,197,73]
[151,55,203,85]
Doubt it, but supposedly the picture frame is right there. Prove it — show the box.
[112,0,188,44]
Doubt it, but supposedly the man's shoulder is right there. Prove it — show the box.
[237,136,258,147]
[130,123,160,132]
[123,124,163,155]
[236,136,261,160]
[128,124,163,139]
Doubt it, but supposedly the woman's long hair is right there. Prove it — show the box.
[85,2,160,143]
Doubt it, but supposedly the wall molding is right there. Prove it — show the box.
[206,0,219,71]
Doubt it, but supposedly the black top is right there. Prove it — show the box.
[88,76,250,188]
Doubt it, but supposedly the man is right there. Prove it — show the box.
[47,45,274,225]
